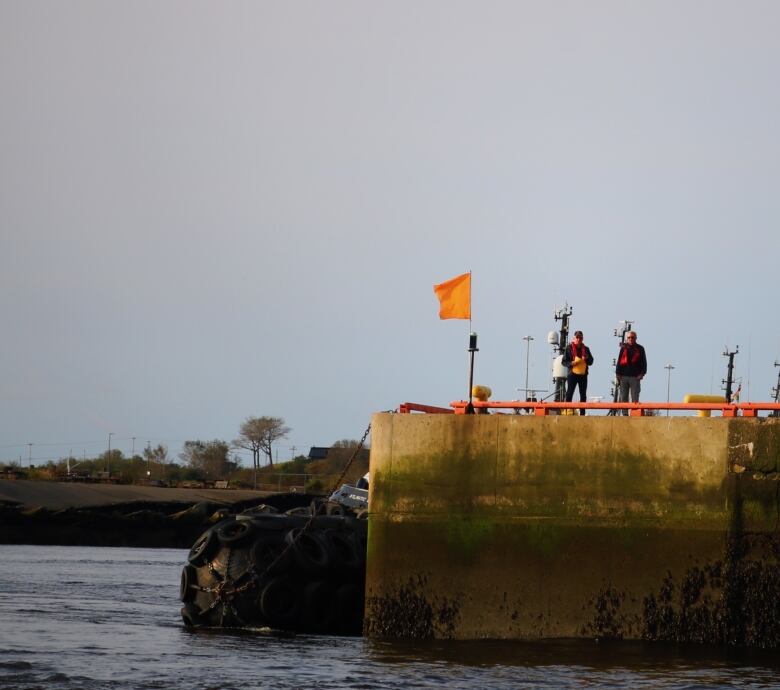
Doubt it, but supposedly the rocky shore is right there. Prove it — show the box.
[0,480,316,548]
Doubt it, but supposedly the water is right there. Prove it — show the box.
[1,546,779,689]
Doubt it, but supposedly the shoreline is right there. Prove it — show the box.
[0,479,315,548]
[0,479,273,509]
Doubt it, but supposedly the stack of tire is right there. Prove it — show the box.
[180,508,367,636]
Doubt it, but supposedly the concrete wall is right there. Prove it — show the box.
[364,413,780,645]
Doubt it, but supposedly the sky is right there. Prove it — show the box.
[2,1,780,467]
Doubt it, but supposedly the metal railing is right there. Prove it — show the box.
[398,401,780,417]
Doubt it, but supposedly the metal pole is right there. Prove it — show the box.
[466,332,478,414]
[523,335,534,401]
[665,364,675,416]
[722,347,739,402]
[107,432,114,479]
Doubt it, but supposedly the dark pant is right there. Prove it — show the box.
[566,373,588,415]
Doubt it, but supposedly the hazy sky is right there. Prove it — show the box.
[2,1,779,466]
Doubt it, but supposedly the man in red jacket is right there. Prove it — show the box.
[616,331,648,415]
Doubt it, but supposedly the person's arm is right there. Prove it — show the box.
[638,346,647,379]
[585,347,594,366]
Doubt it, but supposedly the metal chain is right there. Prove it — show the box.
[252,417,375,583]
[322,419,373,500]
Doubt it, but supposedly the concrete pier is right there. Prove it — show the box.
[364,413,780,645]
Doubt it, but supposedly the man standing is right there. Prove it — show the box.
[563,330,594,415]
[616,331,647,414]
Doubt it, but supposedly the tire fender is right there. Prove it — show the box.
[187,529,219,567]
[216,519,256,546]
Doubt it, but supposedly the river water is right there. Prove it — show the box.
[1,545,779,689]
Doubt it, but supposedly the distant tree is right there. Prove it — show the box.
[233,416,290,472]
[179,440,232,480]
[331,439,360,448]
[143,443,169,479]
[143,443,169,465]
[98,449,124,474]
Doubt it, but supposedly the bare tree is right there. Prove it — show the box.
[143,443,168,480]
[234,416,290,486]
[143,443,168,465]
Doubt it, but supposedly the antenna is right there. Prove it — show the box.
[553,303,573,355]
[771,361,780,416]
[607,319,634,416]
[721,346,739,403]
[551,303,573,402]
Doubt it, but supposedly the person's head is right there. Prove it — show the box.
[573,331,583,342]
[626,331,637,343]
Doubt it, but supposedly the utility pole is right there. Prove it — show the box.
[131,437,136,458]
[665,364,675,416]
[28,443,32,469]
[291,445,297,459]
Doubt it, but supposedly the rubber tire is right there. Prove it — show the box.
[250,534,292,575]
[217,519,256,546]
[188,529,219,567]
[324,529,361,570]
[180,564,198,603]
[285,528,330,572]
[259,576,300,626]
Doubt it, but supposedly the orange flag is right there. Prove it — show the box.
[433,272,471,320]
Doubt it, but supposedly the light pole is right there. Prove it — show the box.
[522,335,534,401]
[665,364,675,416]
[107,432,114,479]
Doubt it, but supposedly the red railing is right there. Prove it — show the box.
[398,402,455,414]
[397,401,780,417]
[451,401,780,416]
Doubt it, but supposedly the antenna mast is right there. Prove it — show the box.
[722,346,739,403]
[607,320,634,416]
[551,303,573,402]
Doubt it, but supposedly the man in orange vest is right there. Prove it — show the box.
[616,331,647,415]
[563,330,594,415]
